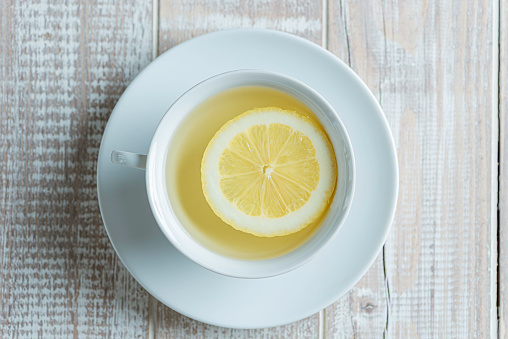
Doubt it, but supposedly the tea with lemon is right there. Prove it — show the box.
[165,86,336,260]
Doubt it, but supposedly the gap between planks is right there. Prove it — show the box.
[149,294,157,339]
[318,309,325,339]
[495,0,501,338]
[148,0,160,338]
[152,0,160,60]
[319,0,328,338]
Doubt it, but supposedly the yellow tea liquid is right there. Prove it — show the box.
[165,86,330,260]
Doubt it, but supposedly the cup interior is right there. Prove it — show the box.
[146,70,355,278]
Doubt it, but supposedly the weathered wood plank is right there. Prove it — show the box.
[324,256,387,338]
[156,0,322,336]
[327,0,497,337]
[324,2,388,337]
[157,309,319,339]
[158,0,323,53]
[0,1,153,337]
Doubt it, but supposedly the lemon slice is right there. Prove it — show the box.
[201,107,337,237]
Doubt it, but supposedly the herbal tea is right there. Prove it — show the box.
[165,86,336,260]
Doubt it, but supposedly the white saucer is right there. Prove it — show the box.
[97,29,398,329]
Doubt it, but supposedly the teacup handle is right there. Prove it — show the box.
[111,150,147,170]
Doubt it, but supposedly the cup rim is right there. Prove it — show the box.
[145,69,356,279]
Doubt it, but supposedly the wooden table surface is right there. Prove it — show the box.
[0,0,504,337]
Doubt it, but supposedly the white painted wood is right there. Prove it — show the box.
[158,0,323,53]
[325,1,389,337]
[327,0,497,337]
[157,308,320,338]
[0,0,153,337]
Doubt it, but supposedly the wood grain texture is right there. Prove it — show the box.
[499,0,508,337]
[0,1,153,337]
[156,0,322,337]
[327,0,497,337]
[158,0,323,53]
[324,3,389,337]
[157,310,319,339]
[324,256,388,338]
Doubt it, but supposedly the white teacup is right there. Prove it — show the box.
[112,70,355,279]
